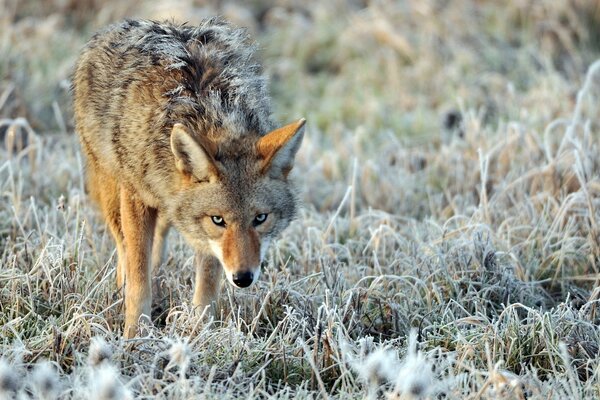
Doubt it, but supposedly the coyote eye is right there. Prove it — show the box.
[211,216,226,227]
[253,213,268,226]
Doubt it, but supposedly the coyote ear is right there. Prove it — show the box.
[170,124,216,182]
[256,118,306,178]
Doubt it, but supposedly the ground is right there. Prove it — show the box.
[1,0,600,398]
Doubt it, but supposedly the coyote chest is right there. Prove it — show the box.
[73,18,305,337]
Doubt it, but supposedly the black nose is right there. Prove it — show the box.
[232,271,254,288]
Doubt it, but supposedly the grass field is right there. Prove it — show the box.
[2,0,600,398]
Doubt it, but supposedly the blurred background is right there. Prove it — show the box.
[3,0,599,131]
[1,0,600,216]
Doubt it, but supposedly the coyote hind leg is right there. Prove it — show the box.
[120,185,157,338]
[151,213,171,273]
[87,166,126,289]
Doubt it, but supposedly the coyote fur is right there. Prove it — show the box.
[72,18,305,337]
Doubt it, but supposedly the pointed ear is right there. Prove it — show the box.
[256,118,306,177]
[170,123,216,182]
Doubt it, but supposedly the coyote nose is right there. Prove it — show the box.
[232,271,254,288]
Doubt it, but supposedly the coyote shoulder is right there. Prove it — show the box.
[73,18,305,337]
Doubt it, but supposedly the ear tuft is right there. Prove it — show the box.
[170,123,215,182]
[256,118,306,178]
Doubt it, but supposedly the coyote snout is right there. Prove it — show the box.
[208,223,266,288]
[73,18,305,337]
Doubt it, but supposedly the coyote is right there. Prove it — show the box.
[72,18,305,337]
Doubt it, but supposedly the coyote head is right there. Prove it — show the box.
[168,119,305,288]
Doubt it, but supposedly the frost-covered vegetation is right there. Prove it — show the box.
[1,0,600,398]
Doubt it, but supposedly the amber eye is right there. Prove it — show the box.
[211,216,226,227]
[253,213,268,226]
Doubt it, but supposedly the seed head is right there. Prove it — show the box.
[389,331,434,399]
[0,358,20,398]
[31,361,60,400]
[88,337,112,367]
[356,348,399,386]
[89,364,131,400]
[166,339,191,378]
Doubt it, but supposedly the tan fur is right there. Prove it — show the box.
[87,165,126,288]
[257,119,306,176]
[73,19,305,337]
[222,226,260,273]
[193,255,221,307]
[151,214,171,273]
[257,119,306,166]
[120,186,157,337]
